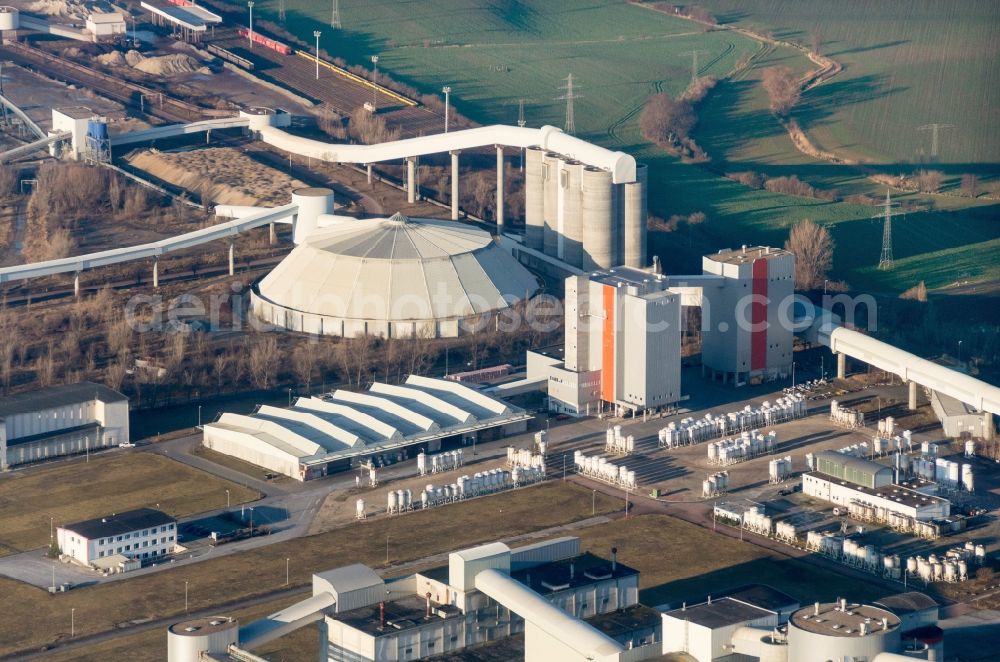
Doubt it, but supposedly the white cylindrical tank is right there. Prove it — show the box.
[787,604,900,662]
[965,439,976,457]
[387,490,398,512]
[167,617,239,662]
[948,461,960,485]
[291,187,335,244]
[524,147,545,250]
[623,163,647,268]
[355,499,365,518]
[581,166,614,269]
[0,6,18,30]
[962,464,974,492]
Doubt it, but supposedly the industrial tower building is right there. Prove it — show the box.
[531,246,796,416]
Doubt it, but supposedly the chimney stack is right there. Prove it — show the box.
[707,595,712,605]
[379,601,386,629]
[425,592,432,619]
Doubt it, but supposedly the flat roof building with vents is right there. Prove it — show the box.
[202,375,530,480]
[57,508,177,570]
[0,381,129,470]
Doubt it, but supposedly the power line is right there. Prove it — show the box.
[331,0,342,29]
[555,74,582,134]
[278,0,285,23]
[680,49,707,85]
[874,189,903,270]
[916,123,955,160]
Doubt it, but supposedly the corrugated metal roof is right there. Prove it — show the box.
[0,382,126,419]
[256,215,538,325]
[314,563,384,595]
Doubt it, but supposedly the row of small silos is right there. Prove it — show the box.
[830,400,864,427]
[416,449,464,476]
[573,451,637,488]
[606,425,635,455]
[708,431,777,465]
[742,507,773,535]
[524,147,646,270]
[768,456,793,483]
[658,395,804,449]
[506,446,545,470]
[702,471,729,497]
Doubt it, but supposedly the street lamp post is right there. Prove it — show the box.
[370,55,379,111]
[286,557,290,586]
[247,1,254,48]
[958,340,963,367]
[442,86,451,132]
[225,489,230,510]
[592,489,596,516]
[791,362,797,389]
[313,31,322,80]
[288,387,293,406]
[71,608,75,637]
[197,405,202,428]
[185,580,189,612]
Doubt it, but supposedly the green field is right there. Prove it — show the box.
[699,0,1000,165]
[0,453,260,557]
[256,0,998,293]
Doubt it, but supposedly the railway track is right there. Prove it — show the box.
[0,41,224,124]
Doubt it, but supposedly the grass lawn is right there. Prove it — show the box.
[0,453,260,557]
[257,0,998,294]
[54,512,899,661]
[572,514,890,607]
[0,481,622,657]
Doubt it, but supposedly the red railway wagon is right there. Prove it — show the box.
[237,27,292,55]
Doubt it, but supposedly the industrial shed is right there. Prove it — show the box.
[201,375,531,481]
[0,382,129,469]
[814,450,893,489]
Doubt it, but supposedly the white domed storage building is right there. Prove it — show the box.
[251,212,539,338]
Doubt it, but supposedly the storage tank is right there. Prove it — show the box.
[962,464,974,492]
[562,160,584,267]
[167,617,239,662]
[524,147,545,250]
[291,187,335,244]
[0,7,18,31]
[581,166,614,269]
[623,163,647,268]
[355,499,365,519]
[787,602,900,662]
[387,490,398,513]
[542,152,561,257]
[965,440,976,457]
[948,461,960,486]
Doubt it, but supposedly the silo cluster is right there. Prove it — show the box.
[524,147,646,269]
[742,506,773,536]
[416,450,464,476]
[573,451,637,489]
[829,400,864,427]
[605,425,635,455]
[701,471,729,497]
[707,431,777,466]
[505,446,546,471]
[658,395,804,450]
[768,456,793,484]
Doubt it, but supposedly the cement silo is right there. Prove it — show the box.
[291,187,335,245]
[542,152,561,257]
[167,617,239,662]
[562,160,584,268]
[623,163,647,268]
[787,601,900,662]
[581,166,614,269]
[524,147,545,250]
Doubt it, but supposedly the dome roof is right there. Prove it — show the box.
[253,214,539,337]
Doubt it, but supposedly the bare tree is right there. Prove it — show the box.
[213,352,231,393]
[108,175,124,212]
[785,219,834,290]
[960,174,979,198]
[809,26,823,55]
[640,94,696,145]
[912,169,944,193]
[123,186,150,217]
[0,164,18,198]
[248,335,282,388]
[105,359,128,391]
[292,343,321,390]
[0,327,16,393]
[761,66,801,116]
[36,344,56,387]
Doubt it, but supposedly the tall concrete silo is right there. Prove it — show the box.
[562,160,584,268]
[524,147,545,250]
[623,163,647,268]
[581,166,614,270]
[542,152,560,257]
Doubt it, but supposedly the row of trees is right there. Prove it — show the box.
[639,76,718,160]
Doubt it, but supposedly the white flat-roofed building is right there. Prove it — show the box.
[85,12,126,39]
[802,471,950,521]
[0,381,129,470]
[57,508,176,568]
[202,375,530,480]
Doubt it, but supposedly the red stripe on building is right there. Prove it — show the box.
[751,258,768,371]
[601,285,616,403]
